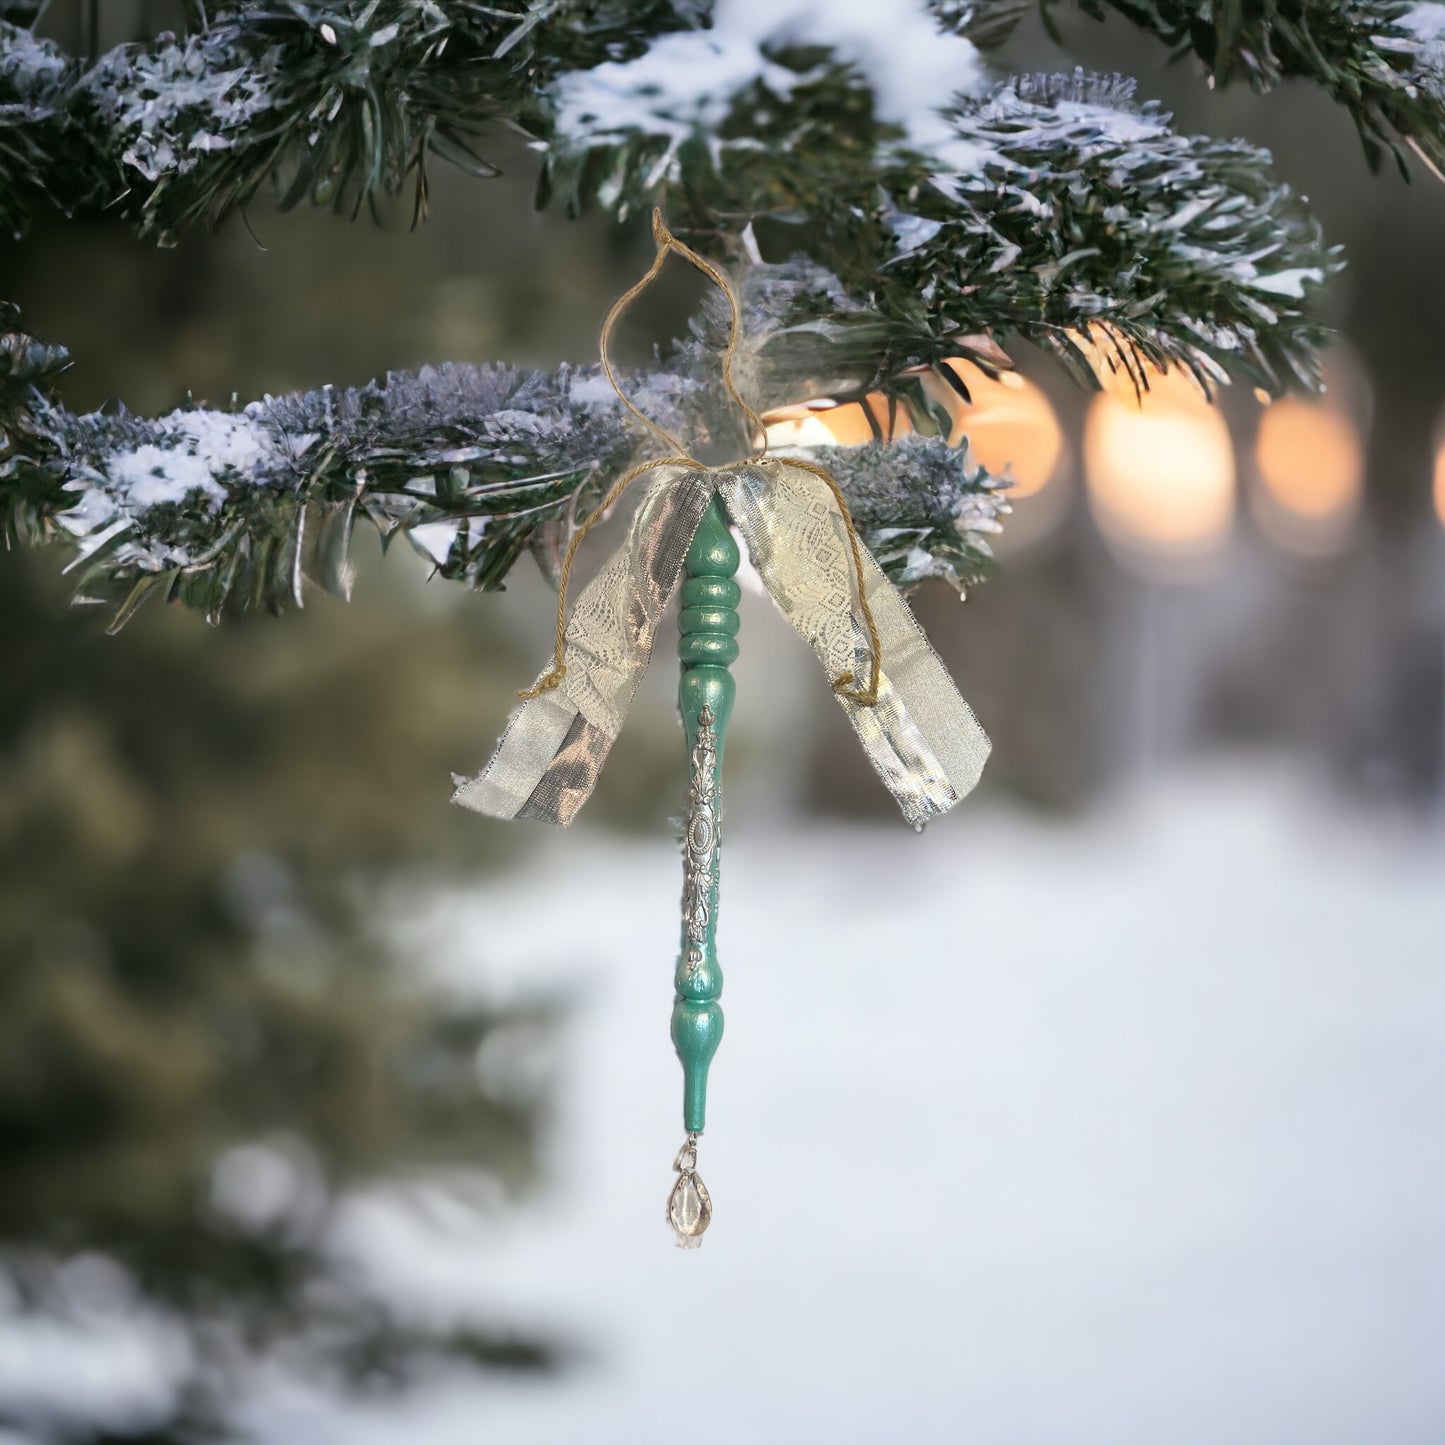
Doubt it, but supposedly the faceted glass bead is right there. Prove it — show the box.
[667,1169,712,1246]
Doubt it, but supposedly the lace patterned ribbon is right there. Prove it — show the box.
[452,457,990,829]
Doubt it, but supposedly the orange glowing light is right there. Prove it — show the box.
[1070,321,1184,401]
[1083,369,1236,568]
[1251,396,1363,554]
[1434,434,1445,531]
[928,363,1063,497]
[762,394,911,449]
[762,358,1064,498]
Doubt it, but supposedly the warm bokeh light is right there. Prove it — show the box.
[1435,432,1445,532]
[1250,396,1364,554]
[762,358,1065,497]
[927,363,1063,498]
[763,360,1070,554]
[1083,369,1236,575]
[762,394,909,449]
[1070,320,1194,401]
[1256,400,1363,518]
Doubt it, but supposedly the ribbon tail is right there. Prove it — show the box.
[835,542,991,826]
[453,465,715,825]
[721,459,990,828]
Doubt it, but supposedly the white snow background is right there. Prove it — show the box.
[6,754,1441,1443]
[261,761,1444,1445]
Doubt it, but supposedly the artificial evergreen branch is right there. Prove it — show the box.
[547,58,1339,393]
[0,5,1350,392]
[0,20,61,231]
[929,0,1037,48]
[4,0,1444,610]
[0,0,705,242]
[938,1,1445,179]
[1024,1,1445,178]
[0,305,1007,631]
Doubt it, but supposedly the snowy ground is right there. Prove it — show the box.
[246,760,1445,1445]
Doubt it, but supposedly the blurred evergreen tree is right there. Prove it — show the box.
[0,543,556,1440]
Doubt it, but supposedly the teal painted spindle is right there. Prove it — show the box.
[671,497,739,1138]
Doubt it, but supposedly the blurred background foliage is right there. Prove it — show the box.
[0,537,566,1437]
[2,1,1445,1440]
[0,14,737,1429]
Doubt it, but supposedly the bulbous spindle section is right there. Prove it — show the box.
[668,497,739,1244]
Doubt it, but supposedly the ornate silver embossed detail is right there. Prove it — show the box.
[680,704,720,953]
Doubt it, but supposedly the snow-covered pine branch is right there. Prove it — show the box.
[0,304,1008,631]
[3,0,1445,613]
[0,0,701,241]
[1010,0,1445,180]
[549,57,1339,395]
[4,1,1443,240]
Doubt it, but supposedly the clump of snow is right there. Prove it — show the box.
[1377,5,1445,91]
[1250,267,1326,299]
[0,24,71,94]
[0,1275,195,1437]
[568,372,626,408]
[1400,2,1445,42]
[555,27,800,141]
[933,72,1173,191]
[103,409,283,509]
[554,0,988,150]
[737,0,990,144]
[110,444,228,508]
[55,406,296,570]
[997,72,1169,148]
[52,406,305,574]
[1052,99,1168,145]
[1400,2,1445,91]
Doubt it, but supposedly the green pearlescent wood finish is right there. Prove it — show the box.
[671,497,739,1134]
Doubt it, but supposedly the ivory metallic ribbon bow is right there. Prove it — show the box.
[452,212,991,831]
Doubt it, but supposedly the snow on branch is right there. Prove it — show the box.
[11,0,1443,409]
[0,0,704,241]
[0,307,1008,631]
[546,50,1340,395]
[962,0,1445,179]
[919,70,1339,392]
[0,14,69,236]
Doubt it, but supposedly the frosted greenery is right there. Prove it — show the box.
[1024,1,1445,177]
[1,303,1007,630]
[3,0,1445,618]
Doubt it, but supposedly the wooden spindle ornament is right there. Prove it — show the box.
[667,496,739,1245]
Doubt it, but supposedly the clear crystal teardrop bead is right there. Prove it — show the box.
[666,1135,712,1247]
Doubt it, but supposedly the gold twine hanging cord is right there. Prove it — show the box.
[519,208,883,707]
[600,208,769,456]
